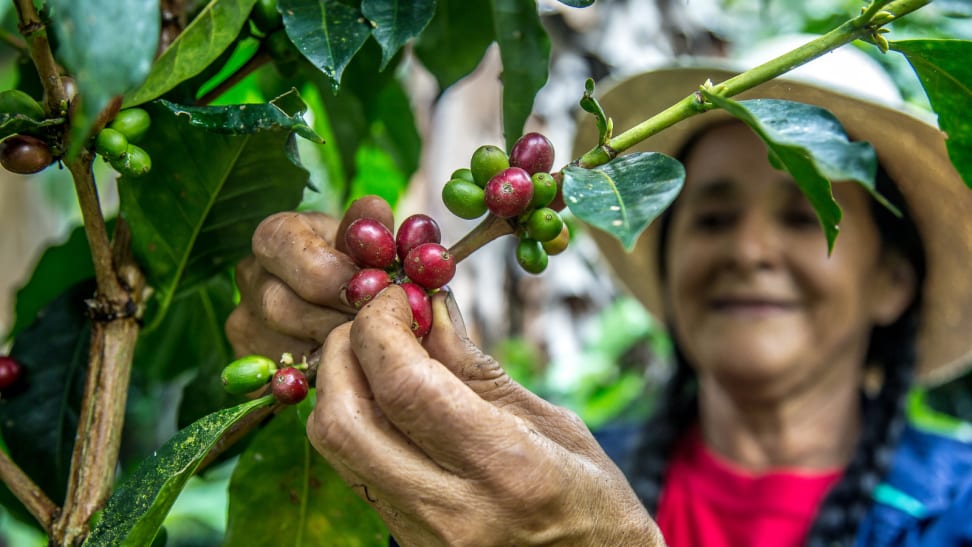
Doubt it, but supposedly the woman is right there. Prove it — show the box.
[225,46,972,545]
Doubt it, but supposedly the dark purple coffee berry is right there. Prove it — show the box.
[0,134,53,174]
[541,223,570,256]
[484,167,534,219]
[272,366,309,404]
[530,172,557,208]
[345,217,397,269]
[404,242,456,290]
[526,208,564,242]
[509,132,554,175]
[470,144,510,188]
[515,238,548,274]
[396,214,441,262]
[401,282,433,338]
[0,356,23,391]
[442,178,487,219]
[346,268,392,309]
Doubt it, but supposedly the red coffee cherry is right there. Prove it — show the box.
[401,282,433,338]
[509,132,554,175]
[484,167,534,219]
[346,268,393,309]
[345,217,397,269]
[0,134,53,174]
[403,242,456,290]
[272,366,309,405]
[0,356,23,391]
[396,214,441,262]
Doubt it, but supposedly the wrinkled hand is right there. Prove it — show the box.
[225,196,394,361]
[307,287,663,546]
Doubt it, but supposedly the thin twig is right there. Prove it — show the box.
[0,449,57,533]
[13,0,66,116]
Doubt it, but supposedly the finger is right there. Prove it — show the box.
[237,260,353,343]
[251,212,358,310]
[307,324,459,499]
[335,196,395,255]
[423,291,604,458]
[224,306,317,360]
[350,286,540,472]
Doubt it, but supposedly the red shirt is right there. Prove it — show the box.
[655,428,843,547]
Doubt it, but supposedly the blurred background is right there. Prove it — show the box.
[2,0,971,544]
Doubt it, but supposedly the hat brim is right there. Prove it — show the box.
[572,67,972,385]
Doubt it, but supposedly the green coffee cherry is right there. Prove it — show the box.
[470,145,509,188]
[530,172,557,208]
[526,208,564,242]
[515,238,548,274]
[110,108,151,143]
[110,144,152,177]
[442,178,487,219]
[251,0,283,33]
[95,128,128,159]
[450,168,475,184]
[221,355,278,395]
[541,223,570,256]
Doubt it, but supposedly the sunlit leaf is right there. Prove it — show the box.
[279,0,372,90]
[84,396,275,546]
[124,0,259,107]
[224,406,387,546]
[491,0,551,150]
[362,0,436,69]
[47,0,160,154]
[562,152,684,251]
[892,39,972,189]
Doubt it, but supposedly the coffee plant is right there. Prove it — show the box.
[0,0,969,545]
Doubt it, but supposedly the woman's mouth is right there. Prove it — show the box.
[708,298,798,317]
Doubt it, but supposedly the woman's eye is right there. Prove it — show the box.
[783,209,820,229]
[692,211,735,230]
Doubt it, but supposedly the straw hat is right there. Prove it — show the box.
[572,38,972,385]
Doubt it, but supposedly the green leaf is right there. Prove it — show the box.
[702,94,879,252]
[562,152,684,251]
[891,39,972,189]
[0,89,62,141]
[48,0,160,154]
[279,0,372,91]
[413,0,495,91]
[224,406,388,546]
[124,0,259,107]
[556,0,595,6]
[362,0,436,70]
[119,96,310,328]
[491,0,551,150]
[0,281,92,504]
[8,221,115,339]
[84,396,275,547]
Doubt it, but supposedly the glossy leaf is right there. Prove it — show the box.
[280,0,372,90]
[8,221,114,339]
[892,39,972,189]
[562,152,684,251]
[702,94,880,252]
[491,0,551,151]
[0,282,92,504]
[556,0,595,6]
[413,0,495,91]
[224,406,387,546]
[84,396,275,547]
[362,0,436,69]
[118,95,310,328]
[125,0,259,107]
[47,0,160,154]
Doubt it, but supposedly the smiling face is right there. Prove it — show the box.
[662,122,914,397]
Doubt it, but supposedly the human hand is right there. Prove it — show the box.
[306,287,663,546]
[225,196,394,361]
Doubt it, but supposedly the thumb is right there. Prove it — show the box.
[335,195,394,255]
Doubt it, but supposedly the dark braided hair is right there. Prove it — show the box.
[625,130,927,546]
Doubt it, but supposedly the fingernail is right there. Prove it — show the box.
[444,289,467,338]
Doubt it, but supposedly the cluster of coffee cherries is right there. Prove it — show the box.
[344,213,454,338]
[441,132,569,274]
[220,352,309,405]
[94,107,152,177]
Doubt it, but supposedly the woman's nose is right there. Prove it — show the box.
[725,211,779,271]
